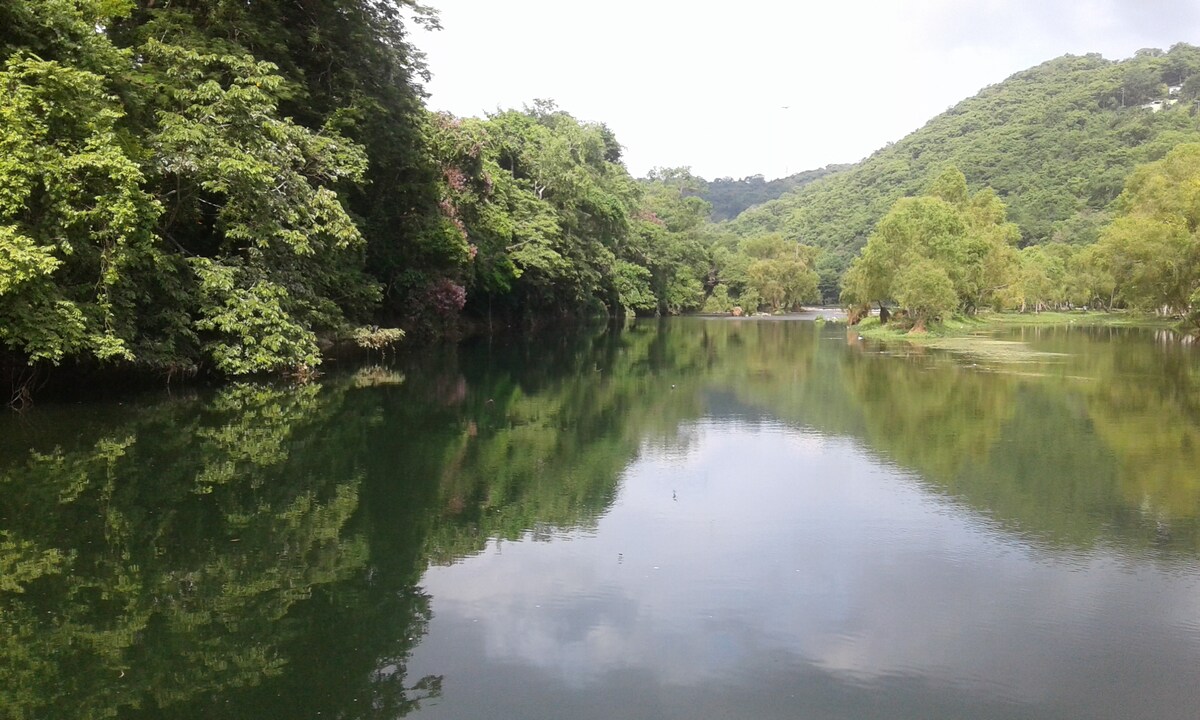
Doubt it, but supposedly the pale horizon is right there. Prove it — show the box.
[415,0,1200,181]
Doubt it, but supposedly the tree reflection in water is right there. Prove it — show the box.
[2,318,1199,718]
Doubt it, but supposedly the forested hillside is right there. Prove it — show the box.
[729,44,1200,296]
[691,165,850,221]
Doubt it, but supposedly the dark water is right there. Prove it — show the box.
[3,318,1200,720]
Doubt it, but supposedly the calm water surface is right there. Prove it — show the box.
[2,318,1199,719]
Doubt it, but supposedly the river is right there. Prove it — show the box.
[2,317,1198,719]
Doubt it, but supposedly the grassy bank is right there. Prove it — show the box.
[853,315,986,342]
[855,310,1176,342]
[851,311,1183,365]
[854,309,1180,364]
[982,311,1178,328]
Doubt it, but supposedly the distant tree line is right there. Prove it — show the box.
[842,147,1200,330]
[687,165,850,222]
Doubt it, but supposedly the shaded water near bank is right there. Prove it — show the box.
[2,318,1199,719]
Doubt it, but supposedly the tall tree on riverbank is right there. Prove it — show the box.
[425,102,638,320]
[1092,142,1200,324]
[841,167,1019,329]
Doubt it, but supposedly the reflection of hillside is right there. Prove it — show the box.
[651,320,1200,557]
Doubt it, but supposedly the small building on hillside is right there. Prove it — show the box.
[1140,98,1179,112]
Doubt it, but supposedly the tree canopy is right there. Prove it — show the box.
[841,167,1020,329]
[1091,142,1200,323]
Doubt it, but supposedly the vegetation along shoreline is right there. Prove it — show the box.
[6,2,1200,402]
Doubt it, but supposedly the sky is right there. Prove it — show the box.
[412,0,1200,180]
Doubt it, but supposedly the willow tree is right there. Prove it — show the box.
[1093,143,1200,324]
[739,233,821,312]
[841,167,1019,329]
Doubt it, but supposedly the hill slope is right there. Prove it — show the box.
[695,165,851,221]
[728,44,1200,290]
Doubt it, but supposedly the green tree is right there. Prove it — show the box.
[627,168,714,315]
[1066,243,1117,309]
[842,168,1019,325]
[841,195,965,307]
[427,105,640,319]
[745,255,820,311]
[145,42,373,373]
[1,0,407,380]
[612,260,657,314]
[1119,65,1166,106]
[1004,246,1067,312]
[696,232,821,313]
[893,260,958,330]
[1094,142,1200,321]
[0,55,158,364]
[113,0,449,326]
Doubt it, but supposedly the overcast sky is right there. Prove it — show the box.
[414,1,1200,180]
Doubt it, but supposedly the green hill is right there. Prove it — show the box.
[728,44,1200,297]
[693,165,851,221]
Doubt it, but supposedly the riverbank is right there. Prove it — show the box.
[849,311,1188,365]
[855,310,1179,341]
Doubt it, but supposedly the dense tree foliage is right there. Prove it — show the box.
[427,103,639,321]
[0,2,699,383]
[1090,142,1200,324]
[0,0,425,381]
[841,168,1020,328]
[840,144,1200,327]
[0,0,832,386]
[841,144,1200,327]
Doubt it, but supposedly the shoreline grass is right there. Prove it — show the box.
[980,310,1178,328]
[856,310,1177,342]
[852,310,1182,365]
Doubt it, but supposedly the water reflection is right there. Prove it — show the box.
[0,381,440,719]
[3,318,1200,719]
[402,319,1200,719]
[410,419,1200,720]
